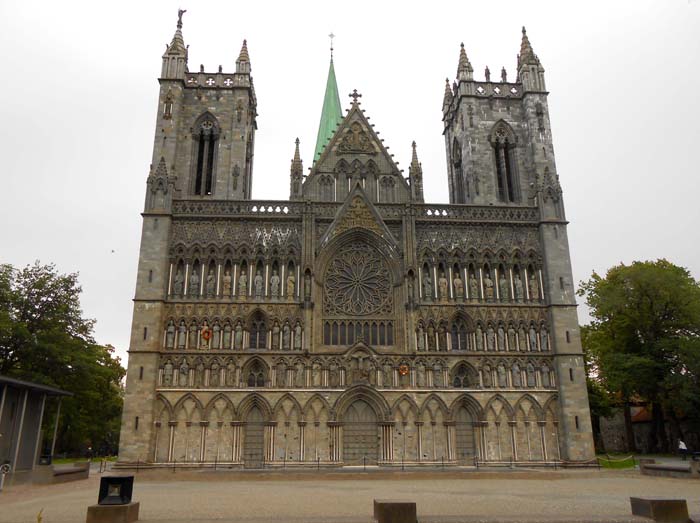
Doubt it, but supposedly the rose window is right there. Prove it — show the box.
[324,242,392,316]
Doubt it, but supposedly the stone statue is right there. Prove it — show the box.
[270,269,280,298]
[438,324,447,351]
[189,269,200,296]
[512,363,522,387]
[163,360,173,385]
[272,322,280,349]
[416,326,425,351]
[507,325,517,351]
[206,271,216,297]
[226,361,236,386]
[540,327,549,351]
[483,272,494,300]
[178,360,189,386]
[234,324,243,349]
[210,361,219,386]
[286,273,296,298]
[166,321,175,348]
[304,272,311,299]
[497,364,507,387]
[526,363,536,387]
[195,361,204,387]
[529,326,538,351]
[173,270,184,296]
[427,324,435,351]
[422,272,433,301]
[294,323,302,350]
[486,325,496,351]
[499,274,509,301]
[453,274,464,299]
[542,365,551,387]
[178,321,186,348]
[282,323,291,350]
[482,365,492,387]
[438,273,448,301]
[407,276,415,302]
[476,324,484,351]
[469,273,479,300]
[529,273,539,300]
[222,270,232,297]
[497,325,505,351]
[238,271,248,297]
[222,325,231,349]
[254,270,263,298]
[514,274,524,302]
[518,327,527,352]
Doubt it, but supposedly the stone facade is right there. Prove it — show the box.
[117,15,595,467]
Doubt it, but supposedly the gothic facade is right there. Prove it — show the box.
[118,14,595,468]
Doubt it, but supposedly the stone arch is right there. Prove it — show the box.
[483,394,515,421]
[514,394,544,421]
[333,384,390,421]
[419,393,450,421]
[302,393,332,421]
[448,394,483,422]
[237,393,272,421]
[488,119,517,145]
[154,394,174,421]
[241,357,269,388]
[391,394,419,421]
[272,392,303,419]
[172,392,204,421]
[204,393,236,420]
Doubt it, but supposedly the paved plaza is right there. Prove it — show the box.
[1,466,699,523]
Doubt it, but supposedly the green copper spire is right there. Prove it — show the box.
[313,53,343,163]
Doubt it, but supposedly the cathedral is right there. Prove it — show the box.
[118,12,595,468]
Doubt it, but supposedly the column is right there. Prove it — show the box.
[416,422,423,462]
[167,422,176,462]
[264,264,269,297]
[184,263,190,296]
[232,263,238,297]
[280,265,286,298]
[445,422,454,461]
[433,265,439,300]
[448,266,454,300]
[509,267,515,302]
[538,421,547,460]
[216,263,222,296]
[538,268,545,302]
[494,267,500,300]
[524,421,532,460]
[199,422,208,462]
[153,422,161,462]
[167,262,174,296]
[417,268,423,300]
[231,422,243,462]
[299,422,306,462]
[478,267,484,300]
[509,421,517,461]
[523,266,531,301]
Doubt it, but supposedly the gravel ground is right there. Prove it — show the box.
[1,468,698,523]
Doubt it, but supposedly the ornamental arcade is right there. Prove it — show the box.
[117,13,595,468]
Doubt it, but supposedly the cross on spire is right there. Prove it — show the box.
[349,89,362,104]
[329,32,335,59]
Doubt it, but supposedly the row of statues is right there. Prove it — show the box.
[166,320,302,351]
[419,270,540,302]
[417,323,549,352]
[171,268,297,299]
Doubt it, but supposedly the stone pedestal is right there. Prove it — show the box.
[630,497,689,523]
[373,499,417,523]
[86,501,139,523]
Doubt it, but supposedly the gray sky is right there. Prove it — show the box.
[1,0,698,367]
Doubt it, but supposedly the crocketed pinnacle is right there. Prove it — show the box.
[166,11,187,55]
[519,27,540,66]
[443,78,453,109]
[238,39,250,63]
[291,138,303,176]
[409,141,424,202]
[457,42,473,80]
[313,57,343,163]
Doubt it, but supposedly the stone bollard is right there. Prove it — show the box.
[374,499,417,523]
[630,497,689,523]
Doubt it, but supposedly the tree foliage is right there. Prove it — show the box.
[0,262,125,455]
[578,259,700,452]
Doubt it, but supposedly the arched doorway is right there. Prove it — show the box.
[455,405,476,463]
[342,399,378,464]
[243,405,265,468]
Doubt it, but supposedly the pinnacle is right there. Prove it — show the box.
[238,39,250,63]
[411,141,419,164]
[293,138,301,162]
[457,42,473,77]
[519,26,539,66]
[443,78,452,104]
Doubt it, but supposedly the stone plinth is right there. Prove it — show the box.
[373,499,417,523]
[630,497,689,523]
[86,501,139,523]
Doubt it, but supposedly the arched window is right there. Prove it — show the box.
[490,121,520,203]
[246,360,266,387]
[452,138,465,203]
[249,312,267,349]
[452,364,473,388]
[451,317,470,351]
[192,114,220,196]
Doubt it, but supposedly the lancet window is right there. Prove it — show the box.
[490,121,520,203]
[192,113,220,196]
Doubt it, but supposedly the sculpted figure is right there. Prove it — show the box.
[294,323,302,350]
[427,324,436,351]
[542,365,551,387]
[518,326,527,352]
[195,361,204,386]
[304,272,311,299]
[189,269,200,296]
[282,323,291,350]
[166,321,175,348]
[272,322,280,349]
[422,272,433,301]
[238,271,248,297]
[254,270,263,298]
[210,361,219,386]
[407,276,415,302]
[476,324,484,351]
[482,365,492,387]
[416,325,425,351]
[438,273,449,301]
[486,325,496,351]
[540,327,549,351]
[173,269,184,296]
[512,363,522,387]
[497,325,505,351]
[529,273,539,300]
[507,325,517,351]
[497,364,507,387]
[270,269,280,298]
[469,274,479,300]
[514,274,524,302]
[206,271,216,297]
[177,321,186,348]
[226,361,236,386]
[438,324,447,351]
[453,274,464,299]
[222,270,232,297]
[178,359,189,386]
[234,324,243,349]
[483,272,494,300]
[526,363,536,387]
[286,273,296,298]
[499,274,509,301]
[163,360,173,385]
[529,326,538,351]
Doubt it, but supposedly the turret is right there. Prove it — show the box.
[161,9,188,79]
[456,43,473,82]
[236,39,251,74]
[290,138,303,200]
[517,27,546,92]
[409,141,424,203]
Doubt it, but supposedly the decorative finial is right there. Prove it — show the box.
[522,26,527,35]
[349,89,362,104]
[177,9,186,30]
[485,66,491,82]
[501,67,507,83]
[329,32,335,60]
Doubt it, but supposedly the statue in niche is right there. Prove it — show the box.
[163,360,173,385]
[433,364,444,387]
[272,322,280,349]
[438,324,447,351]
[438,272,448,301]
[206,271,216,297]
[542,365,551,387]
[294,323,302,350]
[177,321,186,348]
[312,363,321,386]
[254,270,263,298]
[173,269,184,296]
[416,325,425,351]
[407,275,415,303]
[518,326,528,352]
[212,324,220,348]
[499,274,509,301]
[270,269,280,298]
[416,364,426,387]
[222,325,231,349]
[512,363,522,387]
[234,324,243,349]
[469,273,479,300]
[286,272,295,298]
[226,361,236,386]
[529,326,538,351]
[210,361,219,386]
[422,271,433,301]
[497,325,505,351]
[200,321,210,348]
[427,324,436,351]
[304,272,311,299]
[529,273,539,300]
[282,323,291,350]
[382,364,391,388]
[222,270,232,297]
[276,366,286,387]
[476,324,484,351]
[178,359,189,387]
[329,366,339,387]
[514,274,524,302]
[483,272,494,300]
[526,363,536,387]
[507,325,517,351]
[189,269,200,296]
[166,322,175,348]
[540,327,549,351]
[295,362,305,387]
[188,324,197,348]
[453,273,464,299]
[238,271,248,297]
[497,364,507,387]
[482,365,492,387]
[195,361,205,387]
[486,325,496,351]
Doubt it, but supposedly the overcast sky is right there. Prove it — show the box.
[1,0,698,367]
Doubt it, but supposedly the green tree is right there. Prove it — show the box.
[0,262,125,455]
[578,260,700,453]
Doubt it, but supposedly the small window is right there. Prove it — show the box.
[143,327,148,340]
[569,368,574,382]
[575,415,580,430]
[135,416,140,430]
[559,277,564,290]
[139,366,144,380]
[148,270,153,283]
[565,330,570,343]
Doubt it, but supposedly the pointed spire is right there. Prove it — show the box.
[162,10,188,78]
[313,54,343,163]
[519,26,540,66]
[236,39,251,73]
[442,78,453,111]
[457,43,473,81]
[291,138,303,175]
[409,141,424,203]
[164,9,187,56]
[290,138,303,199]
